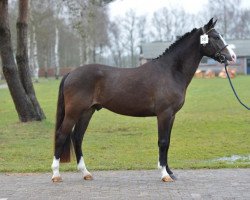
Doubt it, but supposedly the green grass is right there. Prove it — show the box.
[0,76,249,173]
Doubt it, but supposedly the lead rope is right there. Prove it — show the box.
[224,63,250,110]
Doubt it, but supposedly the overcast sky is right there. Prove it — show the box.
[109,0,250,18]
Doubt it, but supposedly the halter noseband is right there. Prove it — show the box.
[201,27,228,64]
[214,44,228,63]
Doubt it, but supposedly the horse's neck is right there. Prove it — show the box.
[160,31,202,86]
[180,42,202,85]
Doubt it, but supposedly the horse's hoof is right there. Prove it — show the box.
[52,176,63,183]
[169,173,177,180]
[162,175,174,182]
[84,174,93,180]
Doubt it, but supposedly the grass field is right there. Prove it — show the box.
[0,76,249,173]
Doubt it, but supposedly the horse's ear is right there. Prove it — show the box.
[207,18,214,27]
[204,18,215,31]
[212,19,218,27]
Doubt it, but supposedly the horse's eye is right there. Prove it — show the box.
[215,36,220,40]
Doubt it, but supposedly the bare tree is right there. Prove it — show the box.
[171,8,194,38]
[52,1,61,79]
[235,9,250,39]
[29,0,54,78]
[108,21,123,66]
[137,15,147,45]
[0,0,45,122]
[109,11,148,68]
[31,25,39,81]
[54,24,60,79]
[64,0,111,64]
[205,0,243,39]
[122,9,139,67]
[151,8,174,41]
[150,7,193,42]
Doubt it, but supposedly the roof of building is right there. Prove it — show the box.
[141,39,250,59]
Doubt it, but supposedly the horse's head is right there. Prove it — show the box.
[200,18,236,65]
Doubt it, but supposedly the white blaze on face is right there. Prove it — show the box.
[219,34,237,64]
[227,45,237,64]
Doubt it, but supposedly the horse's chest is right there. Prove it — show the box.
[156,85,186,113]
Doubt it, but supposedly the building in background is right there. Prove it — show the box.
[140,39,250,75]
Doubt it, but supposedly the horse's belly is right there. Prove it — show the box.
[105,107,155,117]
[102,99,155,117]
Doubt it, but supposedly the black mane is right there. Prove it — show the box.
[154,28,198,60]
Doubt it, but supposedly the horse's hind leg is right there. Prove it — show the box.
[52,115,76,182]
[72,108,95,180]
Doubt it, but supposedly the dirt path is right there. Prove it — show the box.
[0,169,250,200]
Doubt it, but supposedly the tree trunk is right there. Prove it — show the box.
[44,55,48,78]
[54,26,59,79]
[79,41,83,66]
[16,0,45,120]
[27,28,33,77]
[32,25,39,82]
[0,0,45,122]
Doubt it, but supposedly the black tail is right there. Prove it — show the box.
[54,73,71,163]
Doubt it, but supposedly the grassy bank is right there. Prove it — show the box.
[0,76,249,172]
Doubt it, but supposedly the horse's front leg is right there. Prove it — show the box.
[51,156,62,182]
[157,110,176,182]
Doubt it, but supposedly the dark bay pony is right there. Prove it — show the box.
[51,18,236,182]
